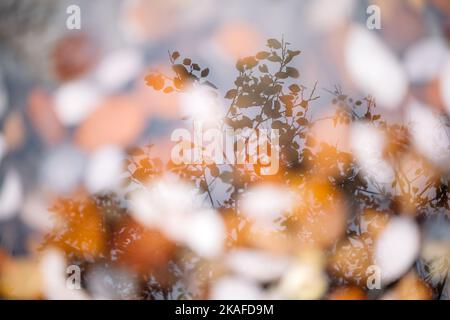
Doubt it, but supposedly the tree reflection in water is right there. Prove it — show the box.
[39,39,449,300]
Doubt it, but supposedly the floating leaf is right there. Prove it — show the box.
[296,117,308,126]
[275,71,288,79]
[268,54,282,62]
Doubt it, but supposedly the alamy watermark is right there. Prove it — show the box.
[366,265,382,290]
[66,264,81,290]
[366,5,382,30]
[66,5,81,30]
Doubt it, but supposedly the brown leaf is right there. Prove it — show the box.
[201,68,210,77]
[267,38,281,49]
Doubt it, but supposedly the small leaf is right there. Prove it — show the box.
[201,68,210,77]
[236,95,254,107]
[289,84,300,93]
[286,67,299,78]
[280,95,294,105]
[183,58,191,65]
[285,50,301,63]
[192,63,200,71]
[171,51,180,61]
[256,51,270,60]
[225,89,238,99]
[240,116,253,128]
[236,60,244,72]
[163,86,174,93]
[275,71,288,79]
[267,38,282,49]
[258,64,268,73]
[296,117,308,126]
[288,49,301,57]
[209,165,219,177]
[242,56,258,69]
